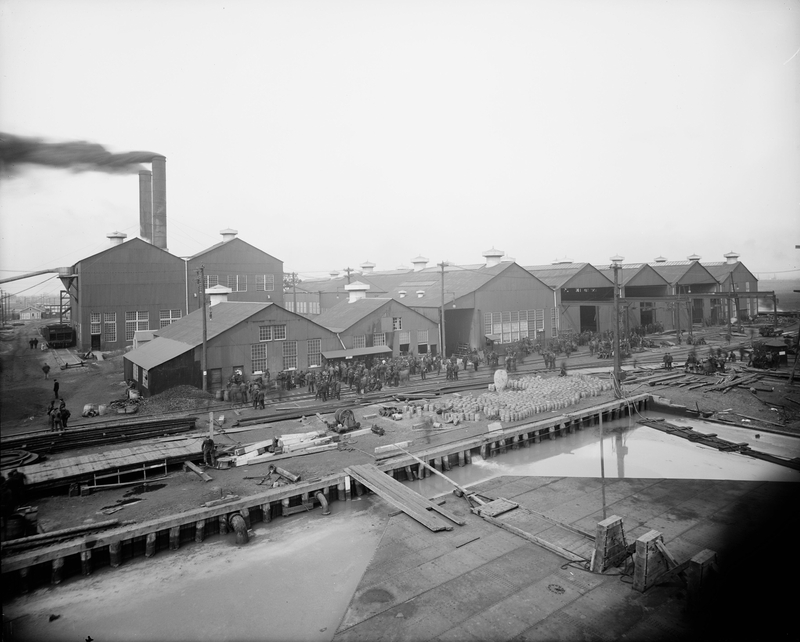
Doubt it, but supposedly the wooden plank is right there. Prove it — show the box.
[372,471,467,526]
[477,513,585,563]
[476,498,519,518]
[346,465,451,532]
[183,460,213,482]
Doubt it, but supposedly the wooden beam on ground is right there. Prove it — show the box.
[183,460,213,482]
[477,513,585,563]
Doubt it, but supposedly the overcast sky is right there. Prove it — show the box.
[1,0,798,298]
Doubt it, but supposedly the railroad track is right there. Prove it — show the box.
[0,416,198,457]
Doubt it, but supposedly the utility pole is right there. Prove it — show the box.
[610,256,623,398]
[197,266,208,392]
[438,261,447,358]
[292,272,298,313]
[343,267,353,285]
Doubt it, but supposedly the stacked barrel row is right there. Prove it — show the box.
[480,374,612,422]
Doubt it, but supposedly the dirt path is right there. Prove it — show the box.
[0,322,126,436]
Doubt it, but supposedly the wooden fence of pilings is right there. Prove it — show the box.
[2,394,650,595]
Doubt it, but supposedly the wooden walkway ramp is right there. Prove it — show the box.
[346,464,465,532]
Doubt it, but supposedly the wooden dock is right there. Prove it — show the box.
[346,464,464,532]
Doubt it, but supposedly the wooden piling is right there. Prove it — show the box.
[405,466,415,480]
[458,451,466,467]
[145,532,157,557]
[548,426,556,441]
[480,443,488,458]
[354,480,364,497]
[533,430,541,444]
[18,567,29,594]
[219,514,229,534]
[261,503,272,523]
[442,455,451,471]
[109,540,122,568]
[465,449,472,464]
[169,526,181,551]
[337,481,346,502]
[80,550,92,576]
[195,520,205,543]
[51,557,64,584]
[344,476,352,500]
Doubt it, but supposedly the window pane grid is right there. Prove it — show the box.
[283,341,297,370]
[307,339,321,367]
[251,343,267,373]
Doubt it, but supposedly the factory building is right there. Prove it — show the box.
[304,250,556,356]
[314,284,440,358]
[124,295,340,397]
[57,157,284,351]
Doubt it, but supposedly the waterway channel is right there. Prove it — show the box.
[5,411,798,641]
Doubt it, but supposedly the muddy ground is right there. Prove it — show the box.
[1,319,798,534]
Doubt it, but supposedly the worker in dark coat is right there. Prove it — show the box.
[202,438,216,467]
[53,379,60,399]
[42,363,50,379]
[6,470,27,508]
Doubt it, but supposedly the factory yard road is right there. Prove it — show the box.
[0,321,126,436]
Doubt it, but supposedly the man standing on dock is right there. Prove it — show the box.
[202,437,216,467]
[53,378,59,399]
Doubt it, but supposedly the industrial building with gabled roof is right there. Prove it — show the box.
[305,250,556,356]
[314,285,440,357]
[124,297,341,396]
[46,157,286,353]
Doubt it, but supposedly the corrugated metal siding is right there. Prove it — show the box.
[74,239,186,351]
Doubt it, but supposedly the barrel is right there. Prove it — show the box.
[98,404,107,416]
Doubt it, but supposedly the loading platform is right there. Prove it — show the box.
[2,394,652,593]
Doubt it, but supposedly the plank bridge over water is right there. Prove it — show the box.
[345,464,466,532]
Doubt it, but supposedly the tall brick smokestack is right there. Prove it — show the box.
[138,169,153,243]
[151,156,167,250]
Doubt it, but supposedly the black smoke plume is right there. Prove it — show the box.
[0,132,159,175]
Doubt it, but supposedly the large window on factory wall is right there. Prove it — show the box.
[90,312,101,336]
[399,331,410,354]
[483,310,542,343]
[417,330,428,354]
[159,309,181,328]
[251,343,267,373]
[283,341,297,370]
[373,333,386,346]
[256,274,275,292]
[227,275,247,292]
[125,311,149,341]
[104,313,117,343]
[307,339,321,366]
[353,335,366,349]
[204,275,219,288]
[259,324,286,341]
